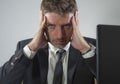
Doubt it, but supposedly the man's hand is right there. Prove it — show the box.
[28,11,48,51]
[71,11,91,54]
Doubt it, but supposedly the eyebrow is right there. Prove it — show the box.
[62,23,71,26]
[46,23,55,26]
[46,22,71,26]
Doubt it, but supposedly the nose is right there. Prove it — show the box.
[56,26,64,39]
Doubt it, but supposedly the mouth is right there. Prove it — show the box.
[53,40,68,45]
[55,41,66,44]
[51,40,69,48]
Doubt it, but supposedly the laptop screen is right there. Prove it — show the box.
[97,24,120,84]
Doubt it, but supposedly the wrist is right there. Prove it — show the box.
[79,44,91,54]
[23,45,37,59]
[82,44,96,58]
[81,46,91,55]
[28,42,38,51]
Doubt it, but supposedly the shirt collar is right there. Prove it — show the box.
[48,42,70,54]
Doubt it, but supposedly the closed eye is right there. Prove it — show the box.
[46,24,55,29]
[62,23,72,29]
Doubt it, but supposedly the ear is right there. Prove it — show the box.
[44,27,50,42]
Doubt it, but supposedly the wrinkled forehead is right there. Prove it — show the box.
[45,12,74,24]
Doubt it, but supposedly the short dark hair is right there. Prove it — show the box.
[41,0,78,15]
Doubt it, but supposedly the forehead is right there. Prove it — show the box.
[45,13,74,24]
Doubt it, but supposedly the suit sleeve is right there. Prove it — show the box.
[84,38,96,78]
[0,40,31,84]
[0,41,21,79]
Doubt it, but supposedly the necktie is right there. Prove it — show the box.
[53,49,66,84]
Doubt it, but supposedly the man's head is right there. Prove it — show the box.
[41,0,77,15]
[41,0,78,48]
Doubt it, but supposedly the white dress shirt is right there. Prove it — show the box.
[23,42,96,84]
[47,42,70,84]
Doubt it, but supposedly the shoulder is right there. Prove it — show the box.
[18,38,32,44]
[16,38,32,49]
[84,37,96,46]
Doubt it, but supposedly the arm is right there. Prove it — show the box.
[0,10,47,84]
[0,38,32,80]
[71,11,96,77]
[0,40,31,84]
[83,37,96,77]
[0,41,22,80]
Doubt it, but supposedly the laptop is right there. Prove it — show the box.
[97,24,120,84]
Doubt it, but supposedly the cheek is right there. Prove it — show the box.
[66,28,73,37]
[46,30,55,40]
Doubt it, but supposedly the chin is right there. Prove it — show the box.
[51,41,69,48]
[53,45,64,48]
[53,44,66,48]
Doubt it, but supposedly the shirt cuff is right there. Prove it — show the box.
[23,45,37,59]
[82,44,96,59]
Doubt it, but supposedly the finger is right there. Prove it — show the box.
[39,13,46,30]
[36,13,46,34]
[72,16,76,29]
[37,16,46,34]
[39,10,44,24]
[70,34,73,41]
[43,32,49,41]
[42,16,46,27]
[75,11,79,25]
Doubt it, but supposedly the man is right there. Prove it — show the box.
[0,0,96,84]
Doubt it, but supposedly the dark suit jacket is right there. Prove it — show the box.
[0,37,96,84]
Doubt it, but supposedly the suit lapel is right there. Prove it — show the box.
[37,45,83,84]
[37,45,49,84]
[67,45,82,84]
